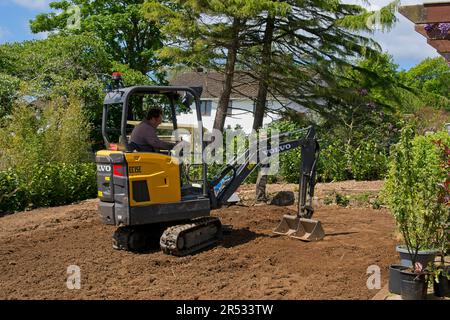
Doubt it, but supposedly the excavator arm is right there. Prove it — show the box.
[209,126,319,219]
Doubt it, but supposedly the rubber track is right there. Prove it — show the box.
[160,217,222,257]
[112,227,133,251]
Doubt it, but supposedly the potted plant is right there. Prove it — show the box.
[426,225,449,298]
[428,258,449,298]
[384,126,449,299]
[428,139,450,297]
[388,264,408,295]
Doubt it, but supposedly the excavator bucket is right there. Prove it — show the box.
[273,215,325,241]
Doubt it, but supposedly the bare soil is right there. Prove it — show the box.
[0,181,398,300]
[239,180,385,197]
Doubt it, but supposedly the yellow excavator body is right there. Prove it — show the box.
[97,150,181,207]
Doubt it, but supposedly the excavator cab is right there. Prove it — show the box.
[97,79,221,254]
[96,73,324,256]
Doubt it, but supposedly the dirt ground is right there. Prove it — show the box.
[0,181,399,300]
[239,180,385,196]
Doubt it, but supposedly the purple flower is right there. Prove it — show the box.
[425,23,436,32]
[366,101,376,109]
[438,23,450,36]
[358,88,368,97]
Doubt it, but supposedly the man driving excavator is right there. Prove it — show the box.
[130,108,177,153]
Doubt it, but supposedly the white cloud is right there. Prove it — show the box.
[34,31,49,40]
[11,0,51,10]
[342,0,441,68]
[0,26,11,39]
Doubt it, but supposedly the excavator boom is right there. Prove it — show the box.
[208,126,324,242]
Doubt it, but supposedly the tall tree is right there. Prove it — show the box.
[0,33,153,150]
[252,14,275,131]
[401,57,450,100]
[244,0,399,199]
[143,0,290,131]
[239,1,399,123]
[214,17,245,131]
[0,34,111,107]
[30,0,163,77]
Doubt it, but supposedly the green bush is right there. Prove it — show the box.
[0,73,20,118]
[278,147,301,183]
[350,141,388,181]
[0,162,97,214]
[0,95,96,214]
[0,169,28,213]
[383,127,449,251]
[0,97,92,171]
[317,141,350,182]
[335,193,350,207]
[27,162,97,208]
[268,120,391,183]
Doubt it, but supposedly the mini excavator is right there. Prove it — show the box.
[95,73,325,256]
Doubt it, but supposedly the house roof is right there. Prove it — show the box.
[170,71,260,100]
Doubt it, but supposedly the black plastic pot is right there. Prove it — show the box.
[401,279,427,300]
[433,274,449,297]
[396,245,437,268]
[400,270,427,300]
[389,264,409,294]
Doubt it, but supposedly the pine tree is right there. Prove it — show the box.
[143,0,290,131]
[242,0,400,198]
[241,0,401,129]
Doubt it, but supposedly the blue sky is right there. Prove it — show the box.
[0,0,442,70]
[0,0,51,43]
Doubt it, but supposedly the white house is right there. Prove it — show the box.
[170,71,308,133]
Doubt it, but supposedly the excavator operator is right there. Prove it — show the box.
[130,108,176,153]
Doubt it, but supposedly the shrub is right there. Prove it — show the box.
[317,141,350,182]
[350,141,388,181]
[0,162,97,214]
[0,97,92,171]
[269,120,391,183]
[279,147,302,183]
[323,196,333,205]
[0,73,20,118]
[0,169,28,213]
[383,126,449,255]
[335,193,350,207]
[29,162,97,208]
[0,95,96,213]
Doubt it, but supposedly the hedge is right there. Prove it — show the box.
[0,162,97,214]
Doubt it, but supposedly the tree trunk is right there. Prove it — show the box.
[256,170,269,202]
[253,16,275,131]
[254,15,275,202]
[213,18,242,132]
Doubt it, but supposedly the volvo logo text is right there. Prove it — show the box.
[97,165,112,172]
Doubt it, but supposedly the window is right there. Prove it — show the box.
[200,100,212,117]
[227,101,233,116]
